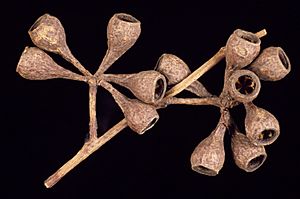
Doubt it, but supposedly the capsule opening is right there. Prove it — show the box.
[30,15,47,32]
[237,31,260,44]
[235,75,256,95]
[279,49,290,70]
[154,78,165,100]
[143,117,158,133]
[259,129,276,142]
[193,165,217,176]
[116,14,139,23]
[247,155,266,170]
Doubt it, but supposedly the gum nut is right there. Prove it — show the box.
[190,124,226,176]
[228,69,261,103]
[17,47,75,80]
[245,103,280,146]
[226,29,261,69]
[249,47,291,81]
[231,131,267,172]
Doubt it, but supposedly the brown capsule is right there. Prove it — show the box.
[248,47,291,81]
[190,123,226,176]
[244,103,280,146]
[96,13,141,74]
[16,47,84,81]
[101,81,159,134]
[227,69,261,103]
[28,14,90,76]
[104,70,167,104]
[155,54,211,97]
[226,29,261,69]
[231,130,267,172]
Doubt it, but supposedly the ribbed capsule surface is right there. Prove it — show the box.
[104,70,167,104]
[16,47,79,80]
[28,13,90,76]
[101,81,159,134]
[226,29,261,69]
[231,130,267,172]
[29,14,67,53]
[155,54,211,97]
[190,123,226,176]
[245,103,280,146]
[248,47,291,81]
[97,13,141,74]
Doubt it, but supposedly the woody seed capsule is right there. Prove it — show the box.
[227,69,261,103]
[244,102,280,146]
[190,123,226,176]
[104,70,167,104]
[100,81,159,134]
[96,13,141,74]
[155,53,211,97]
[248,47,291,81]
[231,130,267,172]
[17,47,83,81]
[226,29,261,69]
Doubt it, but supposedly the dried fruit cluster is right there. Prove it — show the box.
[16,13,291,188]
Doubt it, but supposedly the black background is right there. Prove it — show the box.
[5,0,300,198]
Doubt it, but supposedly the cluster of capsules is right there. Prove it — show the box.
[187,29,291,175]
[17,13,291,179]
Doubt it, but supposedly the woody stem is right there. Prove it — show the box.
[44,29,267,188]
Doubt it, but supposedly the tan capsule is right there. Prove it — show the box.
[16,47,84,81]
[231,130,267,172]
[244,103,280,146]
[101,81,159,134]
[104,70,167,104]
[248,47,291,81]
[227,69,261,103]
[155,54,211,97]
[96,13,141,75]
[28,14,90,76]
[190,123,226,176]
[226,29,261,69]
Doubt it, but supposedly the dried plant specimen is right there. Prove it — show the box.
[16,13,291,188]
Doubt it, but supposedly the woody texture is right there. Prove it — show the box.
[16,13,291,188]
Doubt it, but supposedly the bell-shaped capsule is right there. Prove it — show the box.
[100,81,159,134]
[227,69,261,103]
[244,103,280,146]
[104,70,167,104]
[28,14,91,76]
[16,47,85,81]
[248,47,291,81]
[231,129,267,172]
[226,29,261,69]
[190,123,226,176]
[155,54,211,97]
[96,13,141,75]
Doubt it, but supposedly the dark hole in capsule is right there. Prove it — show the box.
[240,34,259,44]
[195,166,215,175]
[279,50,290,70]
[155,78,165,100]
[259,129,275,142]
[117,14,138,23]
[235,75,256,95]
[248,155,265,169]
[30,17,44,31]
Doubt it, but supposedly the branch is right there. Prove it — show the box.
[88,83,98,140]
[165,97,221,107]
[44,119,127,188]
[44,29,267,188]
